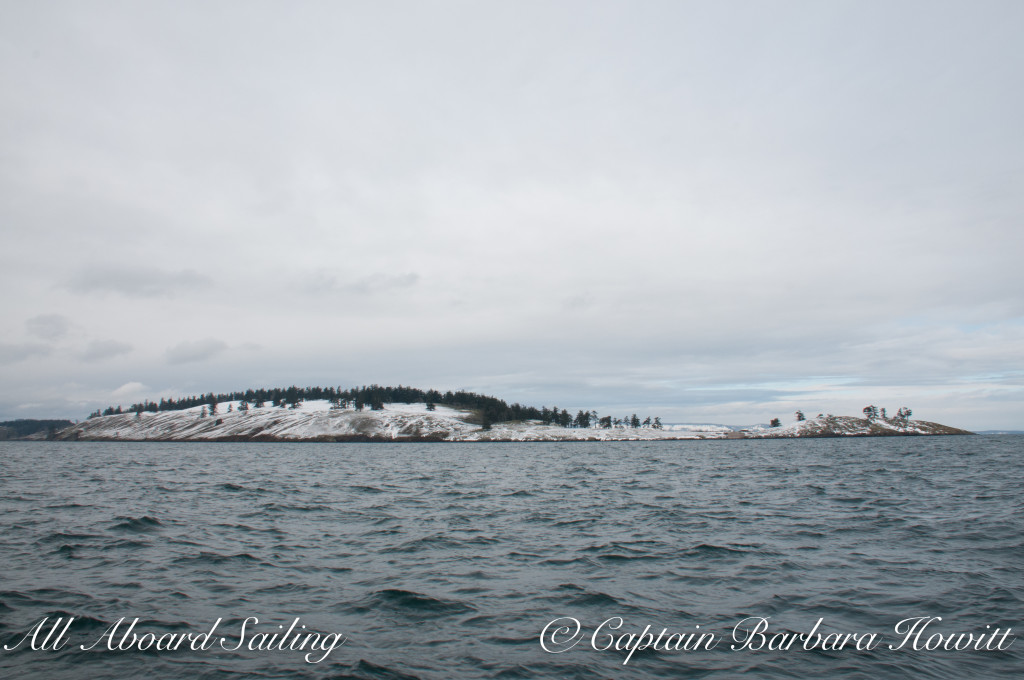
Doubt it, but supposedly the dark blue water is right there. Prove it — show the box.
[0,437,1020,679]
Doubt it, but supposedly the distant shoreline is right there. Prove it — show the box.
[38,429,975,444]
[11,400,974,443]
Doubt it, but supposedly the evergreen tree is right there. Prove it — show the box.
[574,410,591,428]
[795,410,805,421]
[770,417,781,427]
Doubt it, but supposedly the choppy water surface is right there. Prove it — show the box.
[0,437,1020,679]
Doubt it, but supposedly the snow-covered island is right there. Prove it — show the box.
[52,400,972,442]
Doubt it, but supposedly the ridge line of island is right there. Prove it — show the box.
[6,385,973,442]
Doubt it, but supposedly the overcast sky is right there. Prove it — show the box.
[2,1,1022,429]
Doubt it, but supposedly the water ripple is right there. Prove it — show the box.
[0,436,1020,679]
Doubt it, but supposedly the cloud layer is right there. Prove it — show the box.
[1,2,1022,429]
[166,339,228,365]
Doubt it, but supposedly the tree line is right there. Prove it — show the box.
[0,419,74,440]
[769,406,915,428]
[89,384,663,430]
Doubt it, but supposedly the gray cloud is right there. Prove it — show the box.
[347,273,419,295]
[67,266,211,298]
[112,381,148,398]
[81,339,133,362]
[0,343,51,366]
[1,3,1022,428]
[26,314,71,340]
[165,338,227,365]
[307,272,420,295]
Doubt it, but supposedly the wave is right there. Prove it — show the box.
[172,551,263,566]
[548,584,623,608]
[109,516,163,533]
[37,531,102,543]
[345,659,423,680]
[349,589,475,618]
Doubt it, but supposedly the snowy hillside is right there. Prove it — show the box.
[744,414,972,438]
[53,401,971,442]
[55,400,721,442]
